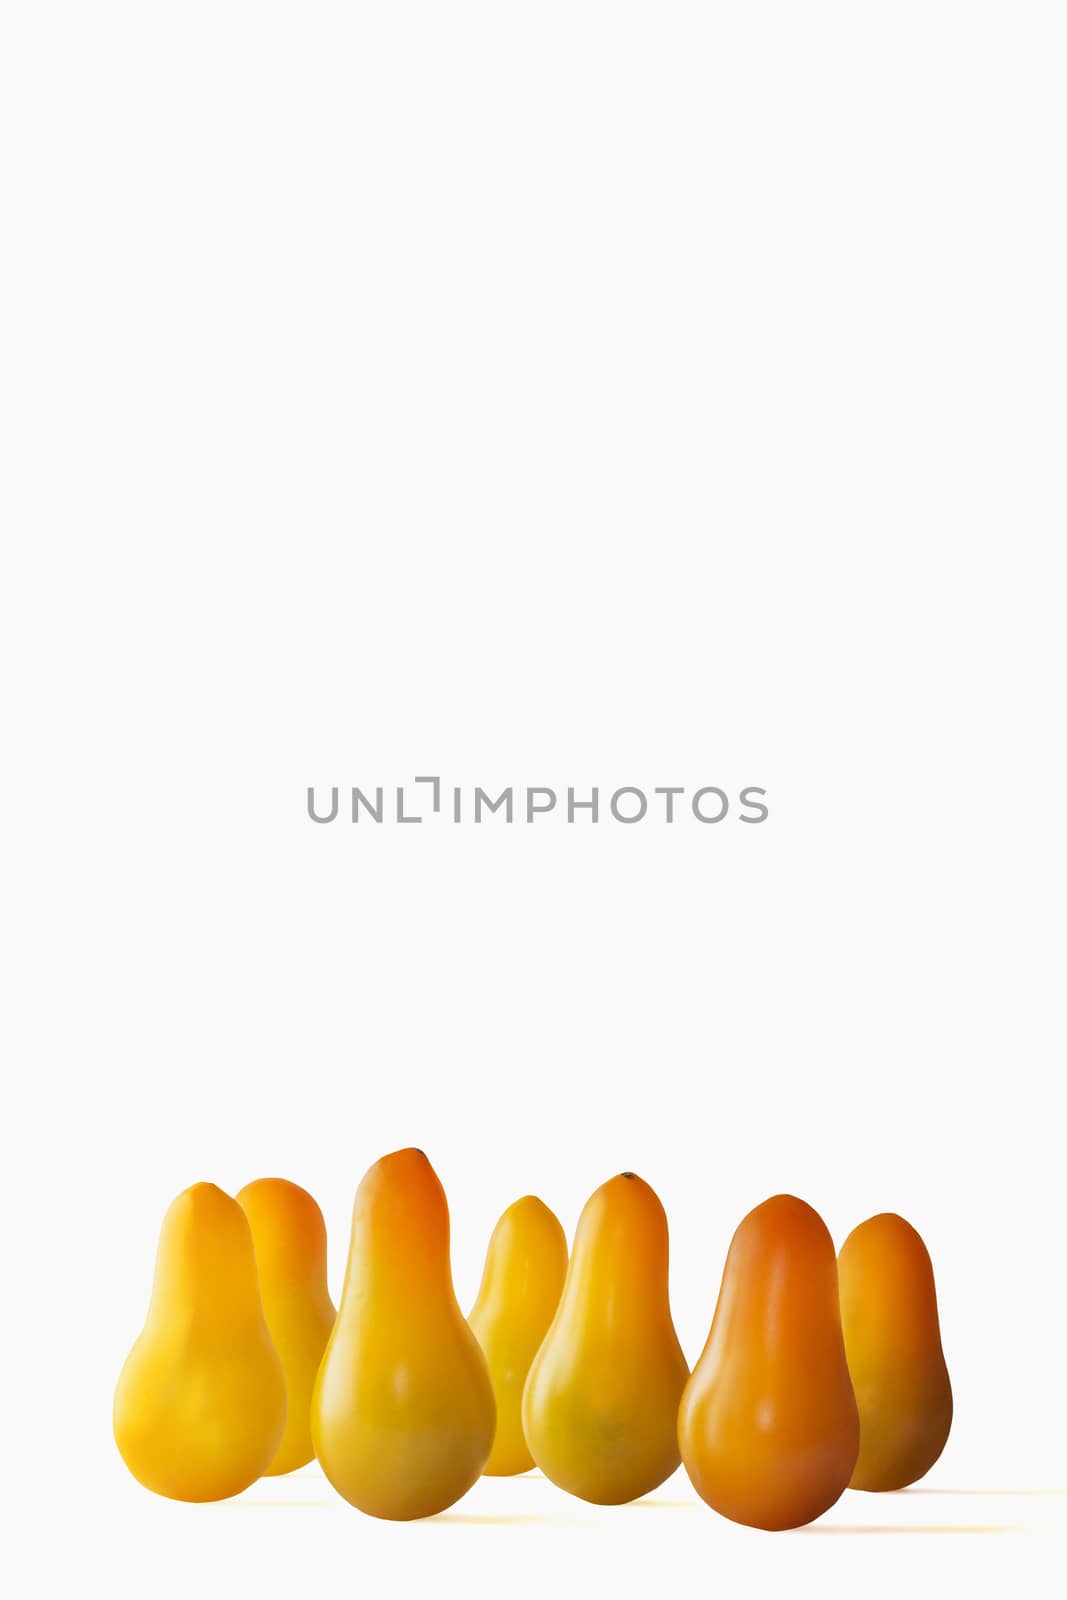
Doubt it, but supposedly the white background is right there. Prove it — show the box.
[3,3,1065,1596]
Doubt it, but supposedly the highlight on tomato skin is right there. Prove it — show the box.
[311,1148,496,1520]
[838,1211,953,1492]
[522,1171,689,1506]
[678,1193,859,1531]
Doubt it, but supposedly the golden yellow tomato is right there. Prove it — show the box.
[113,1182,286,1501]
[468,1195,568,1475]
[312,1148,495,1519]
[236,1177,336,1476]
[523,1172,688,1504]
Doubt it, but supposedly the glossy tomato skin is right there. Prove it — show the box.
[114,1182,286,1502]
[311,1149,495,1520]
[523,1172,689,1505]
[839,1212,952,1491]
[679,1194,859,1531]
[469,1195,568,1476]
[236,1177,336,1476]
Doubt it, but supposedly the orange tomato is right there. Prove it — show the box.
[678,1194,859,1529]
[838,1212,952,1490]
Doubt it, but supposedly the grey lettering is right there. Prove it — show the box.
[567,787,599,822]
[475,787,514,822]
[307,786,339,824]
[396,786,422,823]
[414,775,441,812]
[352,786,383,822]
[739,786,769,823]
[654,786,684,822]
[692,786,729,823]
[526,787,557,821]
[610,786,648,823]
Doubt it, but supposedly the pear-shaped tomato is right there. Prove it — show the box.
[523,1172,688,1504]
[679,1194,859,1529]
[312,1149,495,1519]
[469,1195,568,1476]
[838,1212,952,1490]
[236,1177,336,1475]
[114,1183,286,1501]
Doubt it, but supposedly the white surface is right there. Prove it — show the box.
[87,1465,1067,1600]
[3,3,1065,1596]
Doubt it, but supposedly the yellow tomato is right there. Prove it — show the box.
[312,1148,495,1519]
[523,1172,688,1504]
[236,1177,336,1476]
[113,1182,286,1501]
[468,1195,568,1475]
